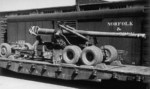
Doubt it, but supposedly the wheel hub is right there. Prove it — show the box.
[1,47,7,55]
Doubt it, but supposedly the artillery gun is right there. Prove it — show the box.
[0,23,146,66]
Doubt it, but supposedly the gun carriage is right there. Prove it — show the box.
[0,23,146,66]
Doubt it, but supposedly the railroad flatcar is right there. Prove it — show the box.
[0,0,150,89]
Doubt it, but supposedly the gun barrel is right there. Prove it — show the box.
[30,26,146,39]
[78,30,146,39]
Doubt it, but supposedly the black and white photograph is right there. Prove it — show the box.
[0,0,149,89]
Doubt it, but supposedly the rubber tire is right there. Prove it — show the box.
[0,43,12,58]
[62,45,82,64]
[24,43,33,50]
[81,46,103,66]
[101,45,118,63]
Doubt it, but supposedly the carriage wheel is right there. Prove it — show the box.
[101,45,118,63]
[62,45,82,64]
[81,46,103,66]
[0,43,12,58]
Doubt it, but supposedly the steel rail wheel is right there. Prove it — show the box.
[101,45,118,63]
[81,46,103,66]
[62,45,82,64]
[0,43,12,58]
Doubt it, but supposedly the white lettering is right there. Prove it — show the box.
[107,21,133,26]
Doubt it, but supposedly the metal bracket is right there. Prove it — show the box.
[6,61,12,68]
[41,65,47,75]
[29,64,36,73]
[18,63,23,71]
[89,70,97,79]
[57,66,62,73]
